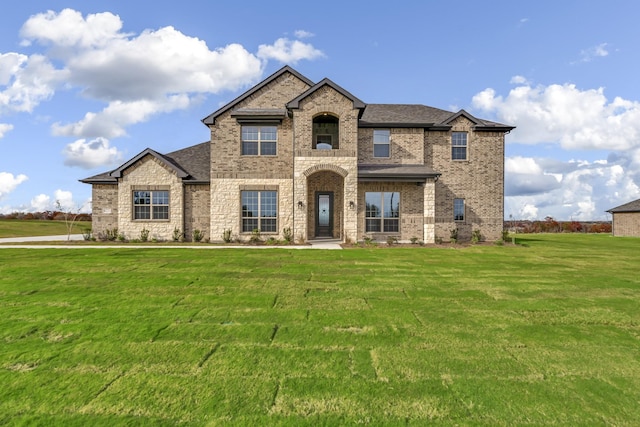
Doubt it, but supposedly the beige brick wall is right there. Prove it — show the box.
[358,182,426,242]
[209,71,310,179]
[292,86,360,157]
[118,155,184,241]
[184,184,210,241]
[429,117,505,242]
[358,127,424,164]
[612,212,640,237]
[91,184,118,237]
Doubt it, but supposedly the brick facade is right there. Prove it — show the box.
[84,66,511,244]
[611,212,640,237]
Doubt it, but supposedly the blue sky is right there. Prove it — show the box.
[2,0,640,220]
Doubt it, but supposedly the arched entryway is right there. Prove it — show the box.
[306,170,345,239]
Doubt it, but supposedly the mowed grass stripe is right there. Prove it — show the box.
[0,233,639,425]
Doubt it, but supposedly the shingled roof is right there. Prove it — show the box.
[607,198,640,213]
[359,104,514,130]
[80,141,210,184]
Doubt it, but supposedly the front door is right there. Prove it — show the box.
[315,192,333,238]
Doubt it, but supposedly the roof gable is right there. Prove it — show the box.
[201,66,314,125]
[286,78,366,110]
[109,148,190,179]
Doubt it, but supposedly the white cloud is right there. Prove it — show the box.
[27,190,89,213]
[510,75,529,85]
[578,43,609,63]
[0,123,13,138]
[473,82,640,153]
[294,30,314,39]
[504,155,640,220]
[30,193,50,211]
[0,172,28,199]
[54,189,74,211]
[0,52,65,113]
[11,9,325,139]
[62,137,124,168]
[257,38,325,64]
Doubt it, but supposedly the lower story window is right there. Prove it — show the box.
[365,192,399,232]
[454,198,465,221]
[241,190,277,233]
[133,190,169,220]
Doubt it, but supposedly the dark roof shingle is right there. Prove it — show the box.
[607,198,640,213]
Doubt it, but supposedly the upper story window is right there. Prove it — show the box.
[373,129,390,158]
[313,114,339,149]
[241,126,277,156]
[454,198,465,221]
[133,190,169,220]
[365,192,400,232]
[452,132,468,160]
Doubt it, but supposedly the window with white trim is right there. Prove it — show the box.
[133,190,169,220]
[454,198,465,221]
[365,192,400,232]
[452,132,467,160]
[241,190,277,233]
[241,126,277,155]
[373,129,390,158]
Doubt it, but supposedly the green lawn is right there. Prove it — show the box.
[1,234,639,425]
[0,219,88,238]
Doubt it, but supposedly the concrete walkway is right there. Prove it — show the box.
[0,235,343,249]
[0,234,84,243]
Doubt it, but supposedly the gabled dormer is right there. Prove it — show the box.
[286,78,365,156]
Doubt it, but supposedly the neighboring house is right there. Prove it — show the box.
[607,198,640,237]
[82,66,514,243]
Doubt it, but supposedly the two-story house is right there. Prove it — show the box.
[82,66,514,244]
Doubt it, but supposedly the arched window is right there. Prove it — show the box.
[312,113,339,150]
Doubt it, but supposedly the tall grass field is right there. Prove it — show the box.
[1,234,638,425]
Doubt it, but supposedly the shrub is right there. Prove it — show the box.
[82,228,92,241]
[173,227,182,242]
[117,232,126,242]
[450,228,458,244]
[471,229,482,244]
[410,237,419,245]
[100,228,118,241]
[282,227,293,243]
[265,237,279,245]
[363,236,376,246]
[140,228,150,242]
[222,229,233,243]
[501,230,510,242]
[249,229,262,244]
[192,229,204,242]
[386,236,398,246]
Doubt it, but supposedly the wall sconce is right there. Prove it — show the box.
[349,201,355,210]
[297,201,304,209]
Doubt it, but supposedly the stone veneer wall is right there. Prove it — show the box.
[210,178,293,242]
[358,127,424,164]
[291,85,361,242]
[612,212,640,237]
[118,156,184,241]
[91,184,118,237]
[184,184,210,242]
[428,116,505,242]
